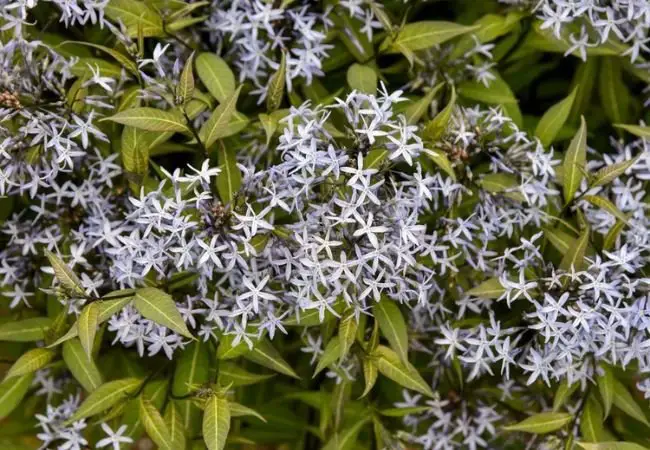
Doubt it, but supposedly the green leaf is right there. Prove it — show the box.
[373,299,408,364]
[459,74,517,105]
[338,310,358,361]
[612,379,650,426]
[382,21,478,53]
[228,402,266,422]
[203,394,230,450]
[379,406,431,417]
[375,345,433,398]
[535,86,577,147]
[259,113,278,147]
[60,41,139,76]
[604,219,627,251]
[244,338,300,379]
[599,57,630,125]
[105,0,163,37]
[0,317,52,342]
[78,302,99,359]
[62,338,103,392]
[614,124,650,139]
[266,52,286,112]
[314,336,341,377]
[503,412,572,434]
[480,173,525,202]
[422,85,456,141]
[104,108,189,132]
[322,417,370,450]
[5,348,55,380]
[199,86,242,148]
[591,153,642,188]
[360,357,377,399]
[583,195,628,223]
[195,53,235,104]
[218,362,274,387]
[177,52,195,107]
[580,395,606,442]
[346,63,377,94]
[552,379,578,412]
[465,277,505,299]
[422,148,456,181]
[140,398,173,450]
[165,402,187,450]
[216,330,256,360]
[562,116,588,204]
[67,378,142,423]
[577,443,650,450]
[121,127,149,182]
[0,374,33,419]
[559,225,590,272]
[45,249,85,296]
[172,340,210,397]
[133,287,193,338]
[215,140,241,205]
[283,298,346,326]
[405,82,443,125]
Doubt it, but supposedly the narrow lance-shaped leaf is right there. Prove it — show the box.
[62,338,103,392]
[195,53,236,104]
[583,195,628,223]
[559,225,590,272]
[199,86,242,148]
[215,140,241,205]
[562,116,587,204]
[203,394,230,450]
[45,249,85,297]
[614,123,650,139]
[597,366,614,418]
[612,379,650,426]
[266,52,286,112]
[0,373,33,419]
[133,287,193,338]
[360,357,377,399]
[244,338,300,379]
[465,277,505,299]
[503,412,572,434]
[0,317,52,342]
[218,362,274,387]
[67,378,143,423]
[165,402,187,450]
[552,379,578,412]
[228,402,266,422]
[314,336,341,377]
[423,84,456,141]
[176,52,195,107]
[535,86,577,147]
[78,302,100,359]
[580,395,606,442]
[103,108,189,132]
[374,298,409,363]
[404,82,444,125]
[382,21,479,53]
[5,348,56,380]
[375,345,434,398]
[577,443,650,450]
[591,153,642,188]
[172,340,210,397]
[338,309,358,361]
[140,398,173,450]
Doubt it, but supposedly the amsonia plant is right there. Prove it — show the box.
[2,0,650,449]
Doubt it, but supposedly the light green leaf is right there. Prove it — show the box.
[459,74,517,105]
[405,82,443,125]
[199,86,242,148]
[314,336,341,377]
[5,348,56,380]
[322,417,370,450]
[266,52,286,112]
[599,57,630,125]
[228,402,266,422]
[172,340,210,397]
[503,412,572,434]
[612,379,650,426]
[465,277,505,299]
[244,338,300,379]
[140,398,173,450]
[604,219,627,251]
[423,84,456,141]
[373,299,408,363]
[346,63,377,94]
[203,394,230,450]
[379,406,431,417]
[552,379,578,412]
[422,148,456,180]
[382,21,478,53]
[0,317,52,342]
[583,195,628,223]
[360,357,377,399]
[216,330,256,360]
[0,373,33,419]
[78,302,99,359]
[133,288,192,338]
[62,338,103,392]
[176,52,195,107]
[121,126,149,181]
[67,378,142,423]
[535,86,577,147]
[580,395,606,442]
[60,41,139,76]
[164,402,187,450]
[218,362,274,387]
[104,108,189,132]
[45,249,85,296]
[480,173,525,202]
[591,153,642,188]
[577,443,650,450]
[375,345,433,398]
[614,124,650,139]
[562,116,588,204]
[259,113,278,147]
[195,53,235,104]
[105,0,163,37]
[338,310,358,361]
[215,140,241,205]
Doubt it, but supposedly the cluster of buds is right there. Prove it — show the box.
[0,90,21,109]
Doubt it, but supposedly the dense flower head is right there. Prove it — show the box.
[2,1,650,449]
